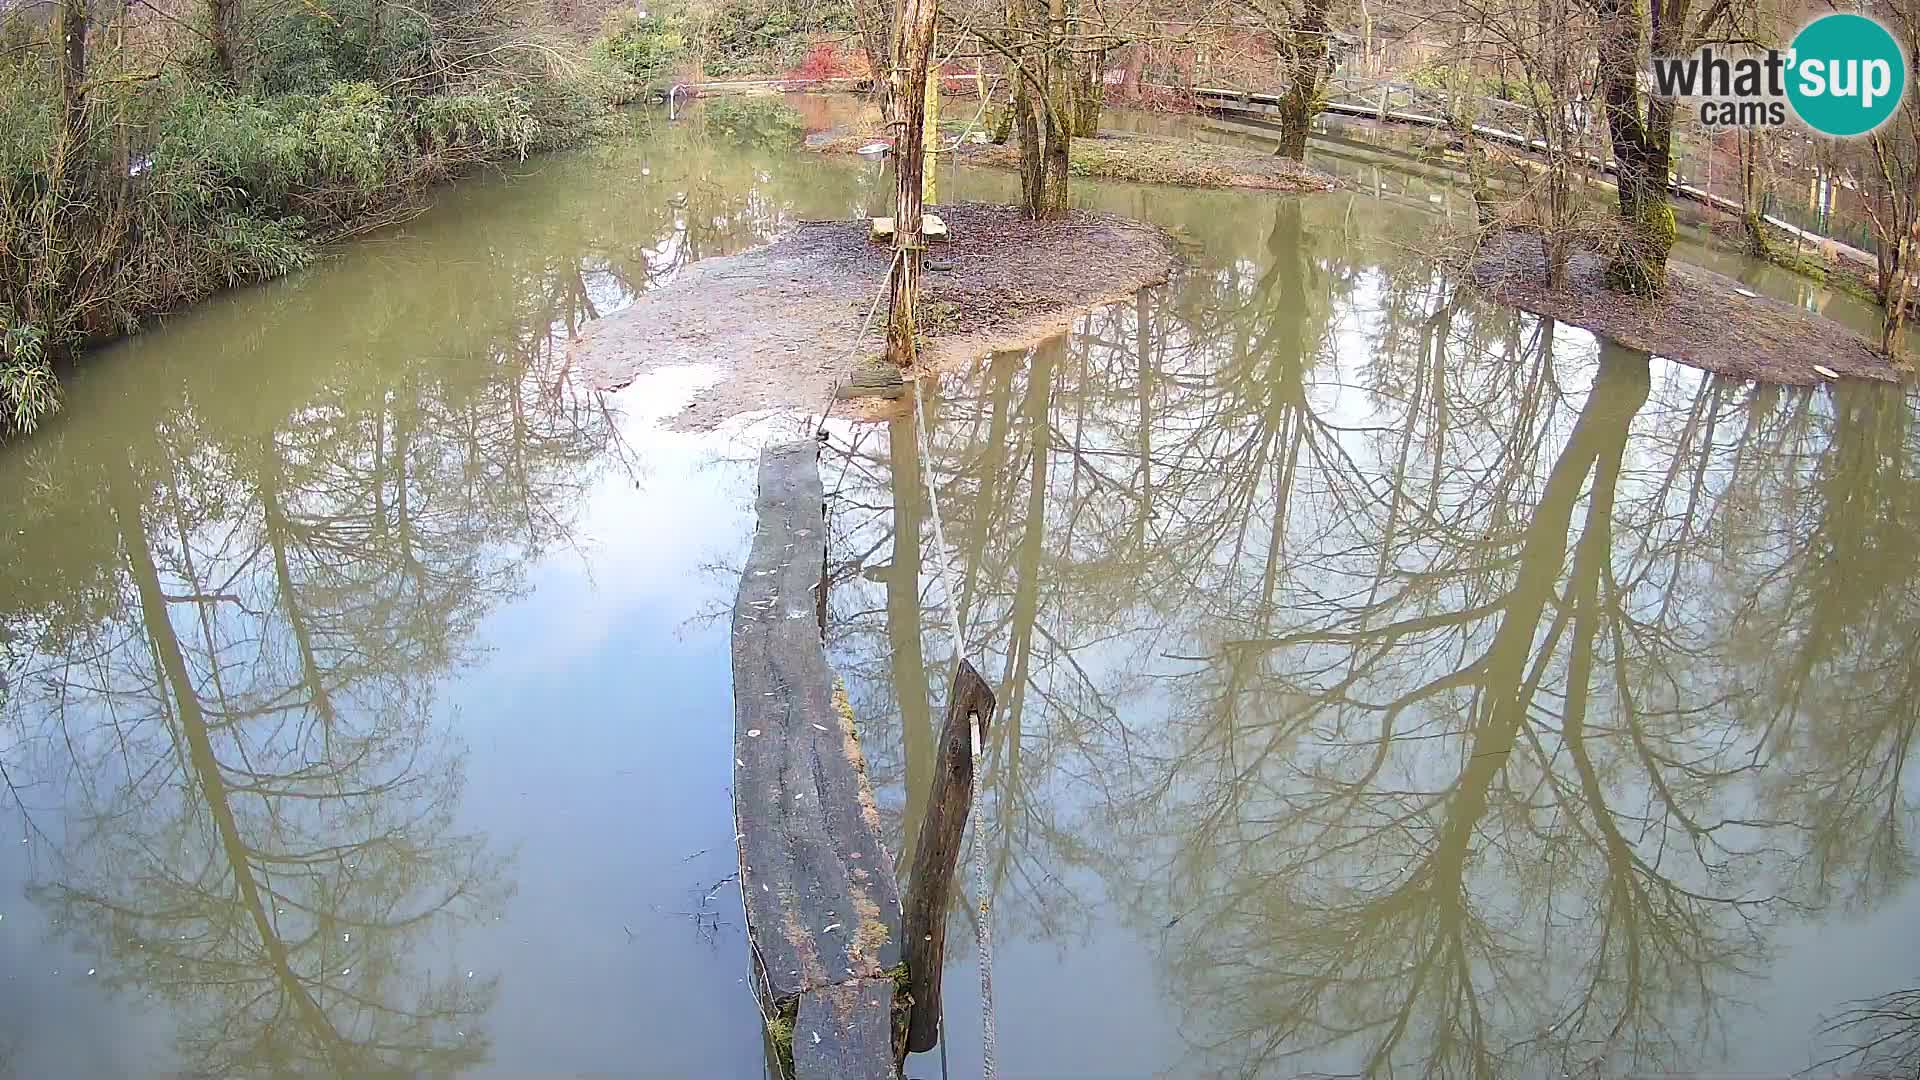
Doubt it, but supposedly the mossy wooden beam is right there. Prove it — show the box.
[732,442,904,1080]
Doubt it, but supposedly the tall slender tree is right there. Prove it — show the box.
[1590,0,1735,294]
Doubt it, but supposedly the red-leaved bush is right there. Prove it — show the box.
[786,41,858,81]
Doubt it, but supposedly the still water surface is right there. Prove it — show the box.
[0,99,1915,1078]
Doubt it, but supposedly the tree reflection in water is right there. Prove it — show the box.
[0,210,626,1075]
[828,193,1920,1077]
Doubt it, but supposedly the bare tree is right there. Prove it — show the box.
[1860,0,1920,360]
[1590,0,1734,293]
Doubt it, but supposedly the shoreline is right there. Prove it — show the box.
[1467,231,1904,386]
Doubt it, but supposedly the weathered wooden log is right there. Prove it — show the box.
[793,978,898,1080]
[733,442,904,1079]
[901,659,997,1053]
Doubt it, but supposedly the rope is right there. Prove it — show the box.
[809,248,905,439]
[908,381,995,1080]
[909,378,965,671]
[799,211,996,1076]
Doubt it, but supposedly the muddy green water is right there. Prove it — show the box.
[0,98,1915,1078]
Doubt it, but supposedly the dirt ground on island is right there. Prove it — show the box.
[1469,232,1905,385]
[569,202,1180,427]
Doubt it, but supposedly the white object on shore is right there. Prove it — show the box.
[869,214,949,242]
[1734,286,1759,298]
[1813,364,1841,380]
[856,142,891,156]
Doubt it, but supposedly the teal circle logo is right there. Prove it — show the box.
[1787,14,1907,137]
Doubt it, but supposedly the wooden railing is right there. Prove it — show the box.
[1179,79,1875,270]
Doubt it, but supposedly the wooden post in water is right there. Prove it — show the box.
[901,659,996,1053]
[884,0,938,365]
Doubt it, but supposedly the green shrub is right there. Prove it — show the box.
[596,7,687,85]
[252,0,435,94]
[0,319,52,434]
[695,0,846,75]
[210,212,314,285]
[0,0,624,435]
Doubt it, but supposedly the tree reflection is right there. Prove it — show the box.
[827,185,1920,1076]
[0,213,624,1074]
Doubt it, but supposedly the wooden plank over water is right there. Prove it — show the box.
[793,978,898,1080]
[732,442,904,1070]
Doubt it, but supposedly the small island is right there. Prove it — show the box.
[571,202,1181,424]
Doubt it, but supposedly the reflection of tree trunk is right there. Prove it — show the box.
[1000,339,1057,748]
[1439,344,1651,843]
[1555,356,1666,973]
[1421,343,1650,927]
[257,442,338,729]
[959,353,1020,626]
[889,415,935,869]
[1305,347,1653,1070]
[392,387,427,589]
[108,458,353,1072]
[1134,290,1153,554]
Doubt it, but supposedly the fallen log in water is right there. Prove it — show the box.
[732,441,904,1080]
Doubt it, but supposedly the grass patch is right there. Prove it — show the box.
[886,961,912,1059]
[1770,246,1882,302]
[958,132,1334,192]
[764,999,798,1080]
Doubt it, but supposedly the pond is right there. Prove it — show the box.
[0,97,1914,1078]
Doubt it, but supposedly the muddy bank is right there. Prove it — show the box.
[1469,232,1902,385]
[570,201,1180,425]
[806,123,1333,193]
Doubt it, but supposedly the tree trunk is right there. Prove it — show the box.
[923,26,939,206]
[1122,43,1145,98]
[1035,0,1071,217]
[855,0,895,122]
[208,0,239,83]
[1740,128,1771,258]
[1011,63,1041,202]
[1882,193,1920,362]
[1071,52,1104,136]
[884,0,938,364]
[1608,133,1676,294]
[1544,153,1572,287]
[56,0,89,154]
[1595,0,1675,294]
[1007,0,1048,214]
[369,0,381,70]
[1272,0,1332,161]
